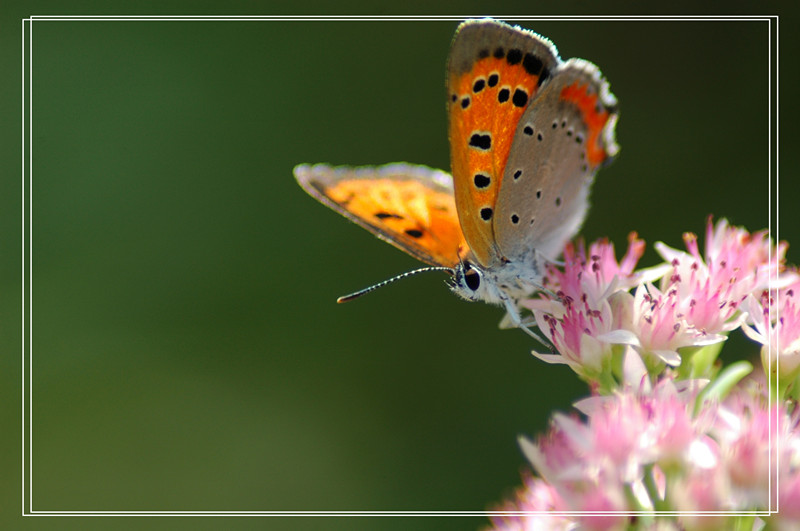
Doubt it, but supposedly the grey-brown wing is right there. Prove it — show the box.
[493,58,619,262]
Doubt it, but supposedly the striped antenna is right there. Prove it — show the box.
[336,266,454,303]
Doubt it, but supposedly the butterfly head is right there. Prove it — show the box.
[448,260,494,303]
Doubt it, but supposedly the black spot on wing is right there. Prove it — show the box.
[512,88,528,107]
[473,173,491,188]
[469,133,492,150]
[375,212,403,220]
[537,68,550,86]
[506,48,522,65]
[522,53,543,76]
[498,88,510,103]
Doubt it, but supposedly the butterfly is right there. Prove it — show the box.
[294,19,619,339]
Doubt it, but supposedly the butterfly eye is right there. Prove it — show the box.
[463,263,481,291]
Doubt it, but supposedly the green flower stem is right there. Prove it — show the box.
[733,515,756,531]
[680,340,726,380]
[693,361,753,417]
[643,464,670,512]
[775,365,800,402]
[785,371,800,403]
[596,369,619,395]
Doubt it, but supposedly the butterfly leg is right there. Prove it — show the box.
[498,311,537,330]
[498,295,550,347]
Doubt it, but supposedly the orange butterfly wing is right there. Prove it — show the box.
[294,163,466,267]
[447,20,561,267]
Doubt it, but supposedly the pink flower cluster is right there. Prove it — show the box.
[490,372,800,530]
[742,275,800,386]
[524,218,798,385]
[490,218,800,529]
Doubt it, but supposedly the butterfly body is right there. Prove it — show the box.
[294,19,618,337]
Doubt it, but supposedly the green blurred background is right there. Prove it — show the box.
[1,2,797,530]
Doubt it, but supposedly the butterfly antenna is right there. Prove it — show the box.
[336,266,454,303]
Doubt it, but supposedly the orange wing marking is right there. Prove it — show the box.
[325,179,466,267]
[560,82,611,167]
[450,54,547,265]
